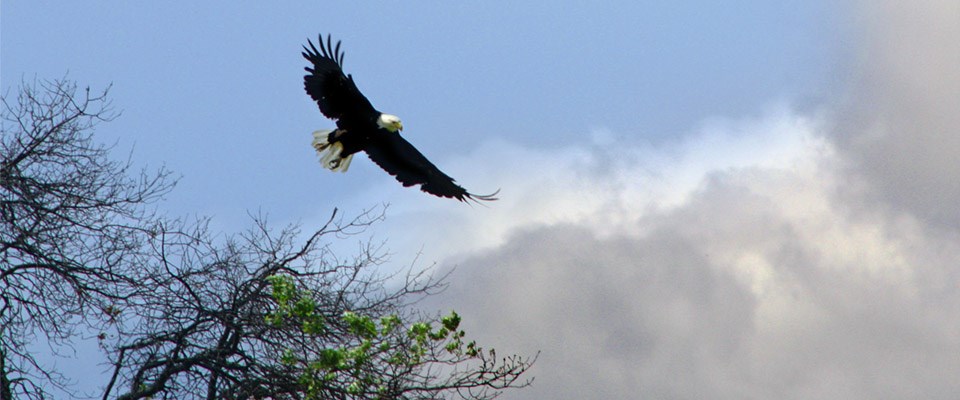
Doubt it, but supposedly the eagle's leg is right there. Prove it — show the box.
[312,129,354,173]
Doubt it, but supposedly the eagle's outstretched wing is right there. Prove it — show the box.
[364,132,498,202]
[302,35,377,121]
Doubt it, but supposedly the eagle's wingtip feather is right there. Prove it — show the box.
[465,188,500,203]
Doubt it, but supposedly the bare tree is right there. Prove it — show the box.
[1,78,174,399]
[103,210,534,400]
[1,80,533,400]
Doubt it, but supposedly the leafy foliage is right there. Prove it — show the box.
[265,275,530,399]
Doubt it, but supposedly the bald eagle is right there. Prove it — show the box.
[303,35,498,202]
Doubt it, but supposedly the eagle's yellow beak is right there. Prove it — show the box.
[395,121,403,132]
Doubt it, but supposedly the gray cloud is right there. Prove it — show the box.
[432,167,960,399]
[831,0,960,226]
[438,223,756,398]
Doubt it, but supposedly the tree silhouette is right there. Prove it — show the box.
[1,79,174,399]
[1,79,533,399]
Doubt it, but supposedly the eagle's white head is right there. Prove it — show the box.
[377,113,403,133]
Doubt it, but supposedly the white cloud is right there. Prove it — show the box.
[412,110,960,398]
[375,104,826,265]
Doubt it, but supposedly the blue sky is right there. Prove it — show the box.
[3,1,842,229]
[11,2,960,399]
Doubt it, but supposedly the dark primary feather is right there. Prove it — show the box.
[302,35,377,121]
[364,132,498,202]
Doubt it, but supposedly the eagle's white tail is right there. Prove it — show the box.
[312,130,353,173]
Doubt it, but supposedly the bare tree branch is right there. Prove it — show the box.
[1,78,175,399]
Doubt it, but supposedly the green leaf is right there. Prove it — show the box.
[280,348,297,366]
[317,348,346,370]
[379,314,401,334]
[429,327,449,341]
[441,311,461,332]
[466,341,480,357]
[343,311,377,338]
[347,381,362,395]
[293,297,316,316]
[408,322,431,346]
[445,341,459,353]
[303,317,325,334]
